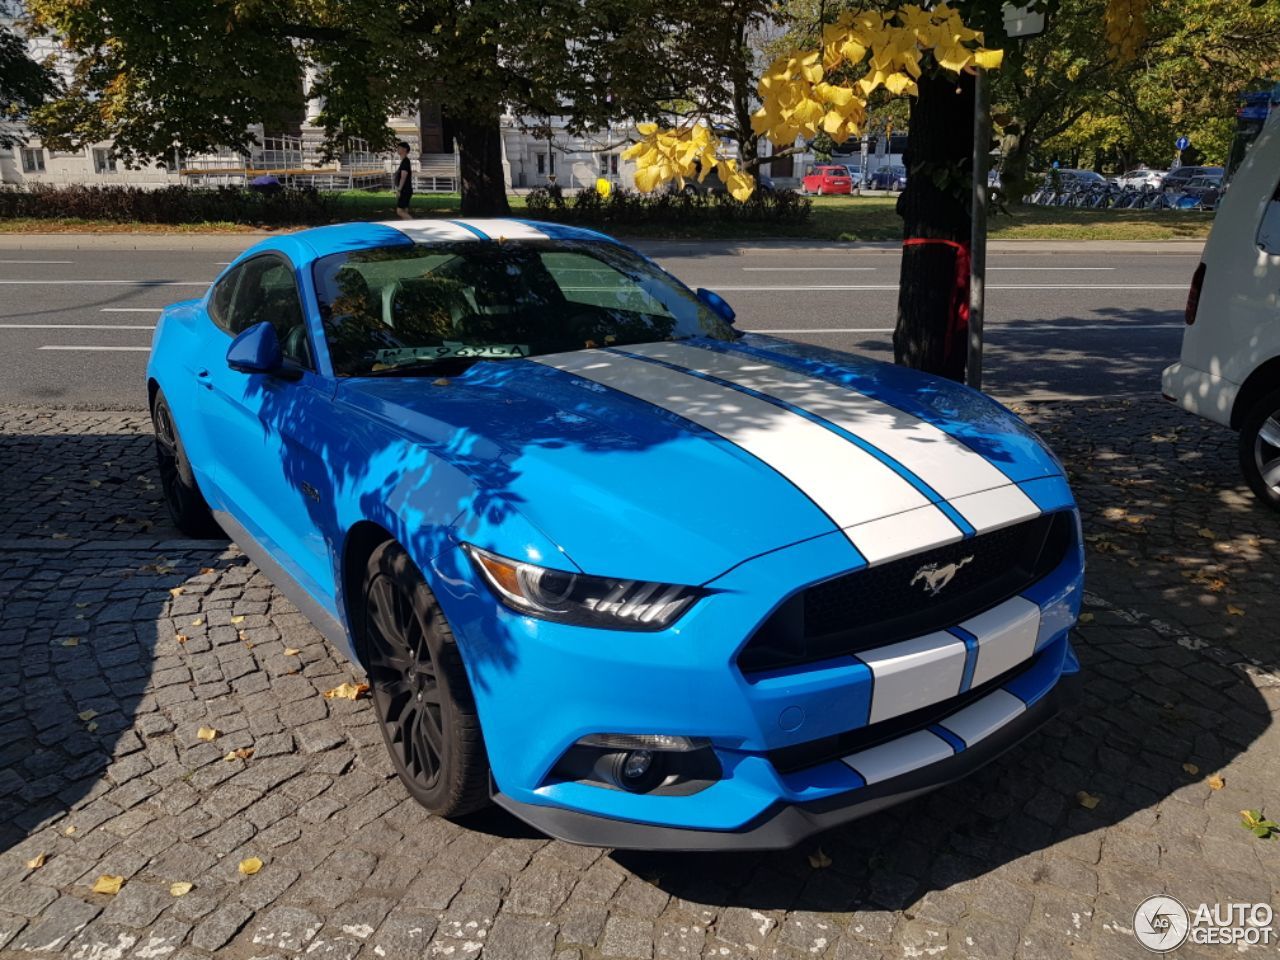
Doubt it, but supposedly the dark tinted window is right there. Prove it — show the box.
[226,256,313,369]
[208,269,240,333]
[312,240,735,377]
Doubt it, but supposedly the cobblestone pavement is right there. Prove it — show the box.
[1,402,1277,960]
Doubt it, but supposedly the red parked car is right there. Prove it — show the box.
[801,165,853,195]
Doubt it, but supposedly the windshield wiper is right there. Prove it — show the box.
[360,357,484,378]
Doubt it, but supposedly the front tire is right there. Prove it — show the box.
[151,390,223,538]
[361,540,490,816]
[1239,387,1280,510]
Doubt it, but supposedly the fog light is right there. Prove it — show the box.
[622,749,654,781]
[577,733,709,752]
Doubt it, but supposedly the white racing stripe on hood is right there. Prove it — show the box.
[532,349,956,549]
[379,220,479,243]
[451,219,550,240]
[623,341,1040,533]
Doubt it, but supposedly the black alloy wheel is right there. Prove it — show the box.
[362,540,489,815]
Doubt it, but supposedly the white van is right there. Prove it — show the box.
[1162,108,1280,510]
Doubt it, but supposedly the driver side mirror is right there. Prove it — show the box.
[696,288,736,324]
[226,321,300,380]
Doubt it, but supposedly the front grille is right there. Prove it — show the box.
[738,511,1073,674]
[766,657,1036,775]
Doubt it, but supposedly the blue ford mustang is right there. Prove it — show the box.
[146,217,1083,850]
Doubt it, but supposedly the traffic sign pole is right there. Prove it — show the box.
[967,66,990,391]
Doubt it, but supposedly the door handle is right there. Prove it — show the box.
[197,368,212,389]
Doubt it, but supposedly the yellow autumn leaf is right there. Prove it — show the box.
[974,48,1004,69]
[175,634,189,644]
[1208,774,1225,790]
[1227,605,1245,617]
[324,682,371,701]
[1077,613,1095,623]
[1182,763,1199,776]
[169,587,183,597]
[61,637,80,647]
[169,881,193,896]
[24,853,46,870]
[78,710,98,722]
[63,825,76,836]
[230,616,245,624]
[92,874,125,895]
[635,121,658,136]
[807,847,833,868]
[196,727,219,742]
[223,748,253,762]
[1076,790,1100,810]
[191,618,204,627]
[86,721,98,733]
[238,857,263,876]
[283,648,300,657]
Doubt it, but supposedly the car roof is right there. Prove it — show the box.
[237,219,622,263]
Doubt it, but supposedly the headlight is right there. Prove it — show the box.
[463,544,700,630]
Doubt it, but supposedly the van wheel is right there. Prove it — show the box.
[361,540,491,816]
[1239,387,1280,510]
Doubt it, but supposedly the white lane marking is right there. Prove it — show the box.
[532,349,951,544]
[743,324,1182,333]
[102,308,164,313]
[843,729,953,785]
[625,342,1035,520]
[451,218,549,240]
[709,284,1187,291]
[39,345,150,352]
[963,596,1042,687]
[379,219,479,244]
[0,259,75,264]
[0,280,207,286]
[0,323,153,330]
[940,688,1026,746]
[860,633,968,725]
[741,266,879,271]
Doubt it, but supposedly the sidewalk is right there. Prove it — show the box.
[0,399,1273,960]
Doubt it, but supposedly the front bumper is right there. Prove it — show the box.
[494,667,1080,851]
[1161,360,1237,428]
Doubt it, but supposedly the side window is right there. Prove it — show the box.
[226,256,314,369]
[208,267,241,333]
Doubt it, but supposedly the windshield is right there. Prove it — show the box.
[312,240,736,376]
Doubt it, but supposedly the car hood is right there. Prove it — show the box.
[339,336,1065,585]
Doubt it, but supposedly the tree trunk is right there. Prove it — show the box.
[454,115,510,217]
[894,70,975,382]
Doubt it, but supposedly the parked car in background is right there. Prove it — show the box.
[1116,167,1166,189]
[675,169,775,197]
[1174,174,1224,209]
[868,165,908,190]
[1161,165,1225,194]
[800,165,854,195]
[1163,108,1280,509]
[147,217,1084,849]
[841,164,864,186]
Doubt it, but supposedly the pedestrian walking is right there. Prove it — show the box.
[394,142,413,220]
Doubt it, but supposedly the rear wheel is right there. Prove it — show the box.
[151,390,223,538]
[1239,387,1280,511]
[361,540,490,815]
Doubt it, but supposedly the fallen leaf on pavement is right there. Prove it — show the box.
[1182,763,1199,776]
[169,881,193,896]
[1077,613,1094,623]
[199,567,214,575]
[86,721,98,732]
[78,710,98,722]
[196,727,218,742]
[24,853,46,870]
[223,748,254,762]
[191,618,204,627]
[61,637,79,647]
[807,848,832,869]
[238,857,263,876]
[230,616,245,624]
[1227,605,1245,617]
[1208,775,1225,790]
[63,825,76,836]
[175,635,188,644]
[1076,791,1100,810]
[92,875,124,895]
[324,682,370,701]
[1198,527,1216,539]
[1240,809,1279,840]
[169,587,184,598]
[283,648,300,657]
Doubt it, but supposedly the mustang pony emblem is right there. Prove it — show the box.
[910,556,975,596]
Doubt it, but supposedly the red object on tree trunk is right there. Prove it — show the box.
[903,237,970,379]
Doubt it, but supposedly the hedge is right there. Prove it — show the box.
[0,183,335,225]
[524,185,812,227]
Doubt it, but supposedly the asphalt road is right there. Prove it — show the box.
[0,239,1201,409]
